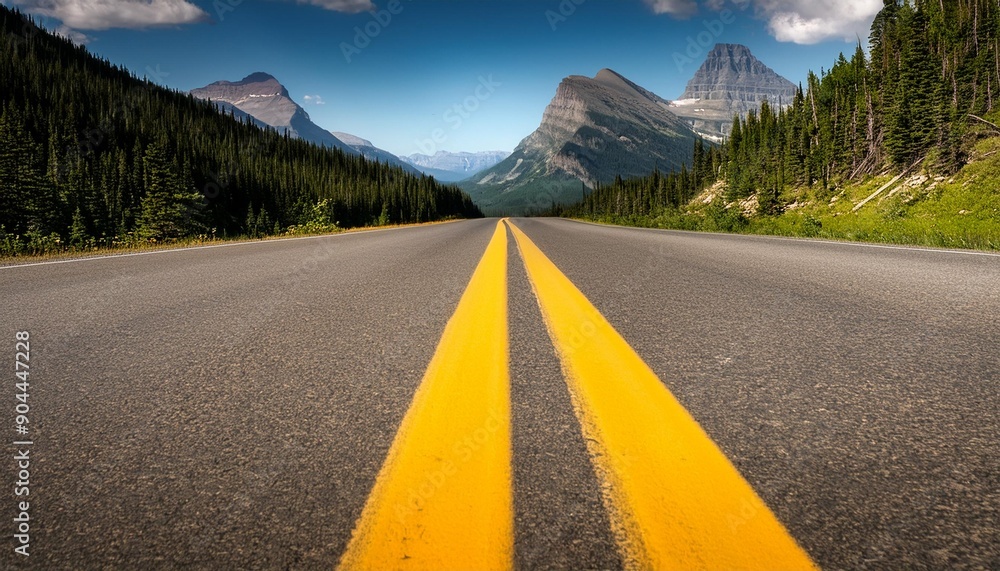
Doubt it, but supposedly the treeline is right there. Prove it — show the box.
[569,140,720,218]
[726,0,1000,206]
[569,0,1000,220]
[0,6,481,255]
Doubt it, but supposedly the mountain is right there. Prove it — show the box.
[190,73,353,153]
[331,132,423,176]
[462,69,699,214]
[191,73,424,175]
[670,44,797,141]
[402,151,510,182]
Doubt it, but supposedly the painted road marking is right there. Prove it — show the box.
[507,220,818,571]
[338,221,513,571]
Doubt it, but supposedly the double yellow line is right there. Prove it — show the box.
[338,220,817,571]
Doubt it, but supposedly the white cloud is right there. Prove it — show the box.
[12,0,209,30]
[754,0,881,44]
[644,0,881,45]
[292,0,374,13]
[644,0,699,18]
[303,95,326,105]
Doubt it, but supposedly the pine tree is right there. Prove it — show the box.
[256,207,271,236]
[136,143,205,241]
[245,203,258,237]
[68,207,89,248]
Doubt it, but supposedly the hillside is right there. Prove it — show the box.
[0,7,480,256]
[572,135,1000,251]
[565,0,1000,250]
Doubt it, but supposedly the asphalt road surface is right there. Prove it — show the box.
[1,218,997,570]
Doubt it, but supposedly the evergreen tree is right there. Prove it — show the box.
[68,207,89,248]
[245,204,258,237]
[256,207,271,236]
[136,143,205,241]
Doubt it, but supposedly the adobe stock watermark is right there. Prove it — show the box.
[341,0,412,64]
[212,0,244,22]
[546,0,586,31]
[414,75,501,156]
[672,0,751,72]
[393,408,504,524]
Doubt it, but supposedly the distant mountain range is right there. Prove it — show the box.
[462,69,699,214]
[329,131,424,174]
[670,44,797,141]
[190,73,423,176]
[401,151,510,182]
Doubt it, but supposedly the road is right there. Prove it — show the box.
[1,217,997,570]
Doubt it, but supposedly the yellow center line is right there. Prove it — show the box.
[506,220,818,571]
[337,220,513,571]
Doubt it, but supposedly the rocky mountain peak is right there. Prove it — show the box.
[679,43,796,104]
[190,74,419,173]
[464,69,698,213]
[671,43,797,140]
[190,73,349,153]
[240,71,279,84]
[195,72,291,101]
[592,68,664,102]
[593,68,636,91]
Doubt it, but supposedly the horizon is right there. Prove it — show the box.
[6,0,881,157]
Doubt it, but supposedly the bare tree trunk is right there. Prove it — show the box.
[851,100,859,173]
[810,87,819,127]
[866,84,877,158]
[974,0,980,55]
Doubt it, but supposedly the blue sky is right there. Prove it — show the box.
[8,0,882,157]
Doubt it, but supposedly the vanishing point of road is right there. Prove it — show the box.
[1,218,997,569]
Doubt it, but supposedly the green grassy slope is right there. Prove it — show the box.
[580,137,1000,251]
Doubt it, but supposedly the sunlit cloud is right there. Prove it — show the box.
[756,0,881,44]
[643,0,881,44]
[11,0,209,30]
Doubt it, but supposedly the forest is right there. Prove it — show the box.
[571,0,1000,223]
[0,6,481,256]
